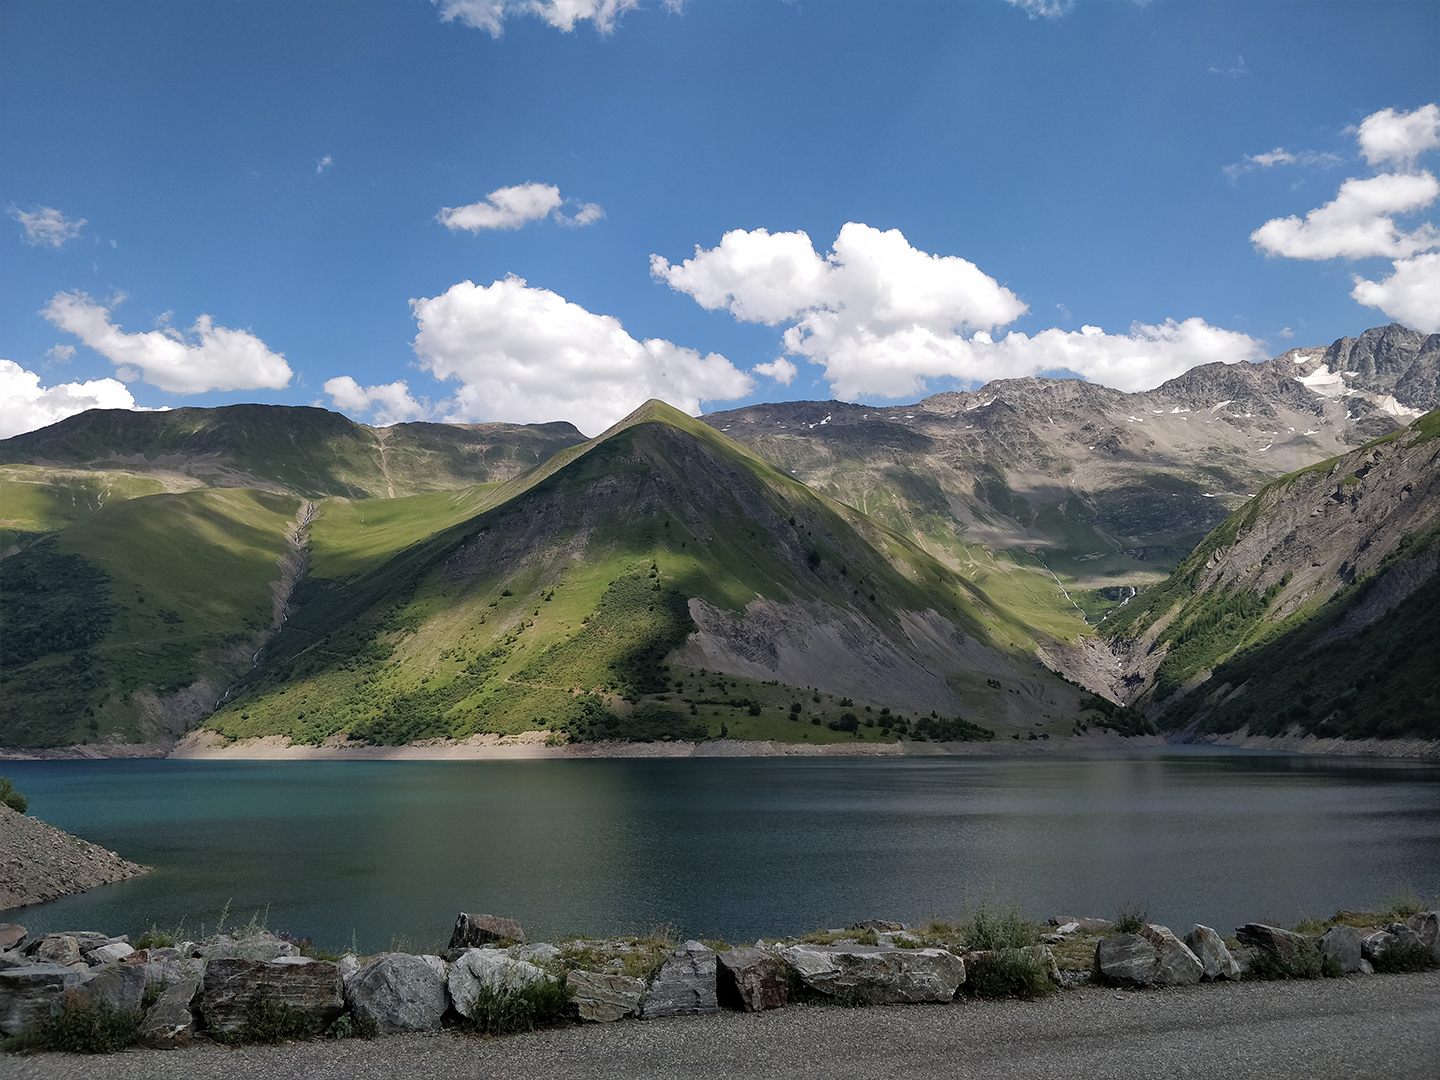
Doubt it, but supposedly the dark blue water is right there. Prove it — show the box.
[4,750,1437,952]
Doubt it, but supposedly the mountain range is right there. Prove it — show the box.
[1,323,1436,749]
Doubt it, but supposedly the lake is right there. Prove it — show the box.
[4,749,1438,952]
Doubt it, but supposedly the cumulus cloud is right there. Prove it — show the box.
[653,223,1256,398]
[41,291,293,395]
[1005,0,1074,18]
[10,205,86,248]
[407,275,753,435]
[1250,172,1439,260]
[0,359,139,438]
[435,0,638,38]
[438,183,602,232]
[1355,104,1440,167]
[753,358,797,385]
[323,376,430,426]
[1351,253,1440,333]
[316,155,333,175]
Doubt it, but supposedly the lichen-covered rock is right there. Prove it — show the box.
[448,913,525,954]
[780,944,964,1004]
[30,935,82,967]
[641,941,718,1018]
[716,946,788,1011]
[567,969,646,1022]
[199,957,344,1037]
[1319,925,1364,974]
[1140,924,1203,986]
[345,953,448,1034]
[509,942,560,965]
[1183,925,1241,981]
[140,975,201,1049]
[0,962,87,1035]
[1095,934,1157,987]
[446,948,546,1019]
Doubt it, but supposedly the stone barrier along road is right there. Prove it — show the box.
[5,974,1437,1080]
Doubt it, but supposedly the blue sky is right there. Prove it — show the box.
[2,1,1437,436]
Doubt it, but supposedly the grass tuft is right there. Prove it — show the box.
[459,979,572,1037]
[0,997,140,1055]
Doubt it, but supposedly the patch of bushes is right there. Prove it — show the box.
[0,997,140,1054]
[460,978,572,1036]
[1372,941,1440,974]
[1114,903,1148,935]
[912,715,994,742]
[966,949,1055,999]
[960,901,1039,952]
[0,777,28,814]
[216,988,327,1045]
[1080,695,1155,737]
[325,1012,379,1039]
[1242,939,1341,981]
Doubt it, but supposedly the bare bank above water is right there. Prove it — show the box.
[0,806,149,912]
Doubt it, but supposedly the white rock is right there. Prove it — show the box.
[446,948,547,1019]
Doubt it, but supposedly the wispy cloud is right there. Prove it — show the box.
[435,0,640,39]
[438,183,604,232]
[1208,54,1247,78]
[9,205,86,248]
[316,155,333,175]
[1004,0,1074,19]
[1223,147,1343,184]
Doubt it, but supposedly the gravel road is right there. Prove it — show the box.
[6,973,1437,1080]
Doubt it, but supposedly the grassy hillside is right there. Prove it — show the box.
[1,465,179,552]
[208,403,1063,747]
[1,488,301,746]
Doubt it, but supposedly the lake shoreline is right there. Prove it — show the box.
[2,727,1437,762]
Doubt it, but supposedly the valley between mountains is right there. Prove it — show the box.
[1,324,1437,756]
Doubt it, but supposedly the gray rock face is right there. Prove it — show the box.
[346,953,448,1034]
[1236,923,1313,964]
[446,948,547,1019]
[187,930,299,962]
[77,963,149,1014]
[0,925,26,952]
[509,942,560,965]
[642,941,719,1018]
[1407,911,1440,960]
[140,975,201,1049]
[716,946,789,1011]
[780,944,964,1005]
[87,941,134,966]
[567,969,646,1022]
[449,913,525,953]
[336,952,361,987]
[1320,925,1364,974]
[30,935,82,966]
[1050,917,1115,933]
[1139,925,1203,986]
[199,957,344,1037]
[1095,934,1158,987]
[1183,925,1241,981]
[1361,930,1397,963]
[0,962,87,1035]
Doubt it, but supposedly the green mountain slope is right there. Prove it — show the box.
[208,402,1083,747]
[1099,409,1440,739]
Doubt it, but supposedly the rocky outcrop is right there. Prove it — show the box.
[780,944,965,1004]
[0,961,88,1035]
[199,957,344,1037]
[567,970,646,1022]
[1183,924,1241,980]
[448,912,525,954]
[716,946,789,1011]
[345,953,448,1034]
[139,975,201,1049]
[640,941,718,1018]
[0,805,151,910]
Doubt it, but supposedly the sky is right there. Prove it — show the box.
[2,0,1438,438]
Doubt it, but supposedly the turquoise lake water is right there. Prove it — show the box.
[4,750,1437,953]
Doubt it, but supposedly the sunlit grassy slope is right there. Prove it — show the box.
[0,465,180,550]
[209,403,1065,746]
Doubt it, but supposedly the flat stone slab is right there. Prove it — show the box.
[200,957,344,1037]
[641,941,718,1018]
[567,969,646,1022]
[781,944,965,1004]
[0,961,88,1036]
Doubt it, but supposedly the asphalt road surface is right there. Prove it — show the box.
[6,973,1437,1080]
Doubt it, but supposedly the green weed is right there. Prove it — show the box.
[460,979,571,1037]
[0,997,140,1055]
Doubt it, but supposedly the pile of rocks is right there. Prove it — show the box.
[1,906,1436,1051]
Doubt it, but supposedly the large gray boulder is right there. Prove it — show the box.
[448,913,525,954]
[447,948,547,1020]
[1140,925,1203,986]
[716,946,788,1011]
[87,941,134,966]
[346,953,448,1034]
[199,957,344,1037]
[30,935,82,967]
[1320,925,1364,974]
[76,963,149,1014]
[641,941,719,1018]
[140,975,201,1049]
[187,930,299,962]
[1235,923,1313,965]
[1095,934,1157,987]
[0,962,88,1035]
[780,944,964,1005]
[566,969,646,1022]
[1183,925,1241,981]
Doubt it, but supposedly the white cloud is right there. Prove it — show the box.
[753,358,797,386]
[1277,327,1294,338]
[408,275,753,435]
[316,155,333,175]
[41,291,293,395]
[435,0,638,38]
[1251,148,1296,168]
[1005,0,1074,18]
[323,376,430,426]
[9,205,86,248]
[1250,171,1439,261]
[1223,147,1343,183]
[46,344,76,363]
[1351,253,1440,333]
[1355,104,1440,167]
[655,223,1262,398]
[1208,55,1247,78]
[438,183,603,232]
[0,359,139,438]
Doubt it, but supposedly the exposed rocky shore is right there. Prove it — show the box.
[2,904,1436,1053]
[0,807,149,911]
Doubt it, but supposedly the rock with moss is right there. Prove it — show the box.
[716,946,789,1011]
[447,948,546,1019]
[345,953,448,1034]
[641,941,719,1018]
[200,956,344,1038]
[0,962,90,1035]
[1406,911,1440,961]
[448,913,525,955]
[566,969,646,1022]
[780,944,965,1004]
[76,963,149,1015]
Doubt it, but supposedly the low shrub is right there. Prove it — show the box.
[1372,941,1440,974]
[1114,903,1149,935]
[460,978,571,1036]
[325,1013,378,1039]
[0,997,140,1054]
[967,949,1055,1000]
[960,901,1038,952]
[0,777,27,814]
[220,988,326,1044]
[1241,940,1339,981]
